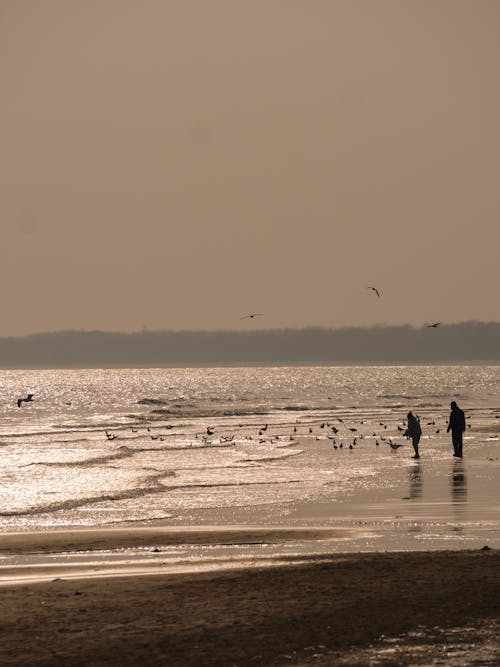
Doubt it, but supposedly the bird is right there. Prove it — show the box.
[17,394,34,408]
[426,322,440,328]
[367,286,381,298]
[240,313,264,320]
[388,439,403,450]
[105,431,117,441]
[207,427,215,435]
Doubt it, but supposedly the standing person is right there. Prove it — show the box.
[447,401,466,458]
[404,411,422,459]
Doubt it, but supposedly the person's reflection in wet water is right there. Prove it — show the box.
[451,460,467,506]
[408,463,423,499]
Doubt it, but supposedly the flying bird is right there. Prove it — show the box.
[366,286,381,298]
[388,439,404,450]
[240,313,264,320]
[17,394,34,408]
[426,322,441,328]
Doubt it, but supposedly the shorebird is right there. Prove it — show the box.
[388,439,403,450]
[17,394,34,408]
[367,286,381,298]
[426,322,441,328]
[105,431,117,441]
[240,313,264,320]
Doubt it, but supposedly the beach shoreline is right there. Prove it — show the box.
[0,536,498,666]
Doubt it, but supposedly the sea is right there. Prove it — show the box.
[1,365,499,551]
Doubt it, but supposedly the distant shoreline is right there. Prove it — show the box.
[0,360,499,370]
[0,322,499,367]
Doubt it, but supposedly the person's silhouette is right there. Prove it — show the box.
[404,411,422,459]
[447,401,466,457]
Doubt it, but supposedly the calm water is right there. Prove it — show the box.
[0,366,498,543]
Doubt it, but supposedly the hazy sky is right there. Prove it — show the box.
[1,1,499,336]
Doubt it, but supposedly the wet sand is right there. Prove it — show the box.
[0,542,498,666]
[0,430,498,664]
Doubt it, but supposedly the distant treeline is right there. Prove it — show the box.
[0,322,498,368]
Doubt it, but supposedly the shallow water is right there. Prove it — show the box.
[0,366,498,551]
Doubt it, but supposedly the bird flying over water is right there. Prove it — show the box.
[426,322,441,328]
[17,394,34,408]
[366,286,381,298]
[240,313,264,320]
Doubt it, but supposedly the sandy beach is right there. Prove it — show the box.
[0,528,498,665]
[1,429,498,665]
[0,367,498,664]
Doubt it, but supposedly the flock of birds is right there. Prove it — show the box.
[95,413,464,453]
[14,392,459,450]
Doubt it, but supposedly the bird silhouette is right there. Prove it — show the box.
[17,394,34,408]
[240,313,264,320]
[426,322,441,328]
[388,439,403,450]
[367,286,381,298]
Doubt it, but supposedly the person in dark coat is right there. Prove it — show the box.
[447,401,466,457]
[404,411,422,459]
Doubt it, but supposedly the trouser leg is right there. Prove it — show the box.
[452,432,463,457]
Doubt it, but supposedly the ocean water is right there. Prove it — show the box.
[0,365,499,544]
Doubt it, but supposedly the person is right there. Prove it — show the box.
[447,401,466,457]
[404,411,422,459]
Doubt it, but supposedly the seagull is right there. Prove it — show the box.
[17,394,34,408]
[240,313,264,320]
[388,439,403,450]
[426,322,441,328]
[367,286,381,298]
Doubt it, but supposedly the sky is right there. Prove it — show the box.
[1,1,499,336]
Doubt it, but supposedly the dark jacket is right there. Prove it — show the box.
[447,407,465,433]
[405,414,422,439]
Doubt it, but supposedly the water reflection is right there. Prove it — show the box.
[451,460,467,506]
[408,463,423,499]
